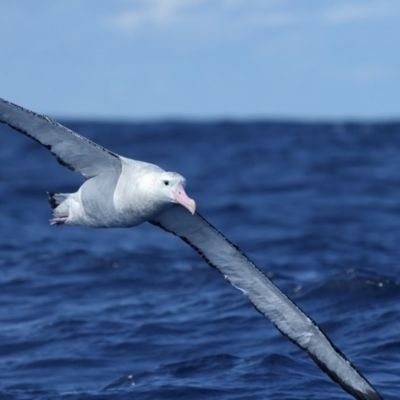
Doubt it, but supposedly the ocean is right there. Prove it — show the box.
[0,120,399,399]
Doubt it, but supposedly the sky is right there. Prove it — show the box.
[0,0,399,120]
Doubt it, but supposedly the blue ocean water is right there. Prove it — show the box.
[0,121,399,399]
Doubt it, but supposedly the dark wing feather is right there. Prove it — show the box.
[0,98,120,178]
[151,205,383,400]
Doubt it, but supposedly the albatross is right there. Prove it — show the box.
[0,97,383,400]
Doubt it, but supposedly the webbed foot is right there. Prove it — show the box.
[50,216,68,225]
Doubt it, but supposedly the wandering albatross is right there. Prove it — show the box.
[0,97,383,400]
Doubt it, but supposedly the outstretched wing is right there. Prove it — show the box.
[0,97,121,179]
[151,205,383,400]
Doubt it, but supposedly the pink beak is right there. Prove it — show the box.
[174,183,196,214]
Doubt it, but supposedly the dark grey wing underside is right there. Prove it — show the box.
[0,97,121,178]
[151,205,383,400]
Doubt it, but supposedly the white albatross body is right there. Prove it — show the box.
[0,98,383,400]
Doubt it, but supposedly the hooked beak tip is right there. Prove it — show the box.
[188,199,196,215]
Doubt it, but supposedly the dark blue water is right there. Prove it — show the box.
[1,121,399,399]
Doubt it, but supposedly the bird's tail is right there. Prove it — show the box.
[47,192,71,225]
[47,192,69,210]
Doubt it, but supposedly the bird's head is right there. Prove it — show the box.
[153,171,196,215]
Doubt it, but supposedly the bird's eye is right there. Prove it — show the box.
[163,180,169,186]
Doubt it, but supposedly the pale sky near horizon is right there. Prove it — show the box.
[1,0,399,120]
